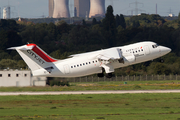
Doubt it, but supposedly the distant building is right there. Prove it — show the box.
[53,0,70,18]
[49,0,54,18]
[89,0,105,18]
[18,17,27,22]
[0,70,47,87]
[169,14,175,17]
[74,0,90,18]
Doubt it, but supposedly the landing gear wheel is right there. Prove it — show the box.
[106,73,113,78]
[97,73,104,78]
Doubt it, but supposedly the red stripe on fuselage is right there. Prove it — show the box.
[27,44,57,62]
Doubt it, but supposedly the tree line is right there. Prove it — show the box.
[0,5,180,76]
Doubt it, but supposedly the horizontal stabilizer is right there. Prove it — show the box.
[7,44,35,50]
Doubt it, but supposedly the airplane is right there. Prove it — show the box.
[8,41,171,78]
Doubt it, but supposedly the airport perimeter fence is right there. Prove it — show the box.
[66,74,180,83]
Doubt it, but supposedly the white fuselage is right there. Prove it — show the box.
[32,41,171,78]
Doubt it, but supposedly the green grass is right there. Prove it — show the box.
[0,80,180,92]
[0,93,180,120]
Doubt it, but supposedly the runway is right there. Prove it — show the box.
[0,90,180,96]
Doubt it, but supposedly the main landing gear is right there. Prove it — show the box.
[97,68,113,78]
[97,73,113,78]
[97,73,104,78]
[106,73,113,78]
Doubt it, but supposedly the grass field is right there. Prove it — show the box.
[0,93,180,120]
[0,80,180,92]
[1,80,180,120]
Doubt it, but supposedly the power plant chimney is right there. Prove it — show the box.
[89,0,105,18]
[3,7,10,19]
[53,0,70,18]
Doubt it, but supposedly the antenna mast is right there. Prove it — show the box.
[129,0,145,15]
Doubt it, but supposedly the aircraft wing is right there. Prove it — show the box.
[70,48,123,61]
[97,48,123,61]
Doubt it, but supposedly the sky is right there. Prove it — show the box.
[0,0,180,18]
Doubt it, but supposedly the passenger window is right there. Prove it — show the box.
[95,60,97,62]
[0,74,2,77]
[24,74,27,77]
[86,62,88,65]
[89,62,91,64]
[141,49,143,51]
[16,74,19,77]
[74,65,76,67]
[139,50,140,52]
[83,63,85,65]
[71,66,73,68]
[8,74,11,77]
[80,64,82,66]
[77,65,79,67]
[93,61,94,63]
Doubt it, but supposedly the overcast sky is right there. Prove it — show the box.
[0,0,180,18]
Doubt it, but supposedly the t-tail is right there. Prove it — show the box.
[8,44,58,76]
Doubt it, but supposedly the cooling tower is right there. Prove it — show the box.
[74,0,90,18]
[53,0,70,18]
[89,0,105,18]
[49,0,54,17]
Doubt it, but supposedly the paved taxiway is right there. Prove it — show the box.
[0,90,180,96]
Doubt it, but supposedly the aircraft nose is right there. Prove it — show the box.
[160,46,171,55]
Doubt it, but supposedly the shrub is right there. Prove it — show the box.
[50,80,70,87]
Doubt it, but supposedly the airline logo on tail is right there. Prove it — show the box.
[27,50,45,64]
[26,44,57,63]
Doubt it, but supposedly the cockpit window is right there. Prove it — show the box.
[152,44,159,48]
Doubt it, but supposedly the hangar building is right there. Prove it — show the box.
[0,70,47,87]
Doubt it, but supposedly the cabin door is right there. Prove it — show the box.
[63,65,70,74]
[144,46,150,55]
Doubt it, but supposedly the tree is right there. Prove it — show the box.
[82,19,86,26]
[133,21,140,27]
[178,12,180,20]
[119,14,126,29]
[92,18,97,25]
[102,5,117,47]
[0,59,17,69]
[46,22,57,41]
[115,14,120,27]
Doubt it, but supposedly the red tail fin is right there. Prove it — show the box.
[27,44,57,62]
